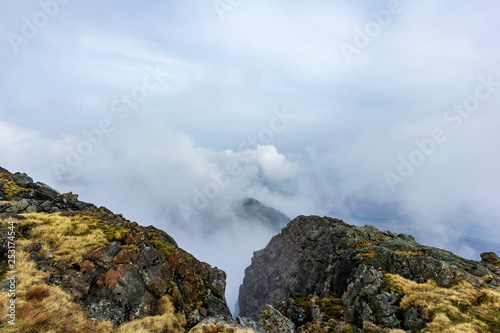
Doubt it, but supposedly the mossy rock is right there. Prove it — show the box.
[101,225,128,242]
[151,240,177,258]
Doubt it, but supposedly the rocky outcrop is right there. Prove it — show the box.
[0,169,95,213]
[233,198,290,231]
[0,167,231,329]
[239,215,500,331]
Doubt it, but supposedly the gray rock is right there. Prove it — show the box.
[260,304,295,333]
[404,307,426,332]
[9,199,37,214]
[8,172,33,187]
[33,182,61,202]
[481,252,500,266]
[342,264,400,328]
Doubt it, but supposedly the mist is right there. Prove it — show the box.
[1,0,500,315]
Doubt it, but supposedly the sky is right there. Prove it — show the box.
[1,0,500,315]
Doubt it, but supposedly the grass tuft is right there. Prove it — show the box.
[384,273,500,332]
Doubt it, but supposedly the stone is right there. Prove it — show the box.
[260,304,295,333]
[404,307,426,332]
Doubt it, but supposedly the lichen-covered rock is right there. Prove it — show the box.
[342,264,400,328]
[260,305,295,333]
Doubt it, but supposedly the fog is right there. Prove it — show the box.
[1,1,500,315]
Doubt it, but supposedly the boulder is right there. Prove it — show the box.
[481,252,500,266]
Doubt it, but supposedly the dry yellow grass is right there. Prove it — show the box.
[8,213,109,262]
[393,250,424,256]
[385,273,500,333]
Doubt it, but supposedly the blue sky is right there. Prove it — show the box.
[1,0,500,313]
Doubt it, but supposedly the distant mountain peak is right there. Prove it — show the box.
[232,197,290,231]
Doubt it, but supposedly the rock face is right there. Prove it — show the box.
[239,215,500,331]
[233,198,290,231]
[0,167,231,328]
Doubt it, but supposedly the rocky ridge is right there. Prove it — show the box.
[239,215,500,332]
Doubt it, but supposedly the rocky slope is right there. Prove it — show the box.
[0,167,234,331]
[239,215,500,332]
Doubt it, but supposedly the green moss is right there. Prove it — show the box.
[317,298,344,321]
[83,241,106,249]
[123,245,138,250]
[294,297,312,319]
[151,240,177,258]
[101,225,128,242]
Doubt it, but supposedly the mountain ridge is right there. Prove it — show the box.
[1,166,500,332]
